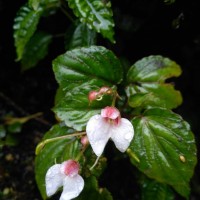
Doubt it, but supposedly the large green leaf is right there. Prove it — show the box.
[76,176,113,200]
[126,55,182,109]
[128,108,197,198]
[65,22,97,50]
[141,176,175,200]
[53,46,123,131]
[13,4,42,61]
[21,31,52,71]
[35,124,80,199]
[67,0,115,43]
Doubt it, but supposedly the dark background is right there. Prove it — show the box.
[0,0,199,199]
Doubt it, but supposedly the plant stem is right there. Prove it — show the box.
[35,131,86,155]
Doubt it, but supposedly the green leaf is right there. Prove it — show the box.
[53,46,123,131]
[76,176,113,200]
[128,108,197,198]
[29,0,59,10]
[65,22,97,50]
[67,0,115,43]
[29,0,40,10]
[141,176,175,200]
[21,31,52,71]
[7,122,22,133]
[126,83,182,109]
[13,4,42,61]
[35,123,81,199]
[126,55,182,109]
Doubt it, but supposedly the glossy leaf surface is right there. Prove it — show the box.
[129,108,197,198]
[126,55,182,109]
[65,22,97,50]
[67,0,115,43]
[13,4,42,61]
[53,46,123,130]
[35,124,80,199]
[21,31,52,71]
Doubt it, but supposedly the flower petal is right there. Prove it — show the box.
[110,118,134,152]
[60,175,84,200]
[45,164,64,197]
[86,114,111,156]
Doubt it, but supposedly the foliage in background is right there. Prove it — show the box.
[12,0,197,199]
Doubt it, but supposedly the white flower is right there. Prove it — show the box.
[86,106,134,157]
[45,160,84,200]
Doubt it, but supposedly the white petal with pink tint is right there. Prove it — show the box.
[60,175,84,200]
[45,164,64,197]
[86,114,111,156]
[110,118,134,152]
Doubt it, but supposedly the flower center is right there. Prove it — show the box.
[62,160,79,177]
[101,106,121,125]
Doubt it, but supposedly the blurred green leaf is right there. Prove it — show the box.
[163,0,176,5]
[53,46,123,131]
[129,108,197,198]
[76,176,113,200]
[13,4,42,61]
[5,134,19,146]
[29,0,40,10]
[0,125,6,138]
[35,123,80,199]
[141,176,175,200]
[65,22,97,50]
[126,55,182,109]
[67,0,115,43]
[7,122,22,133]
[21,31,52,71]
[29,0,59,10]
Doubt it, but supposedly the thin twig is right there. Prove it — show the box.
[0,91,52,126]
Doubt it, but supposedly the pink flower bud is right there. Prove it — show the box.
[99,86,110,94]
[88,91,99,102]
[81,136,89,146]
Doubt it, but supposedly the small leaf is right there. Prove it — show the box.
[21,31,52,71]
[67,0,115,43]
[126,55,182,109]
[53,46,123,130]
[141,176,175,200]
[76,176,113,200]
[35,124,80,199]
[13,4,42,61]
[129,108,197,198]
[65,22,97,50]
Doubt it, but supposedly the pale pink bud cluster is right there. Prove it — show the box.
[88,86,112,102]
